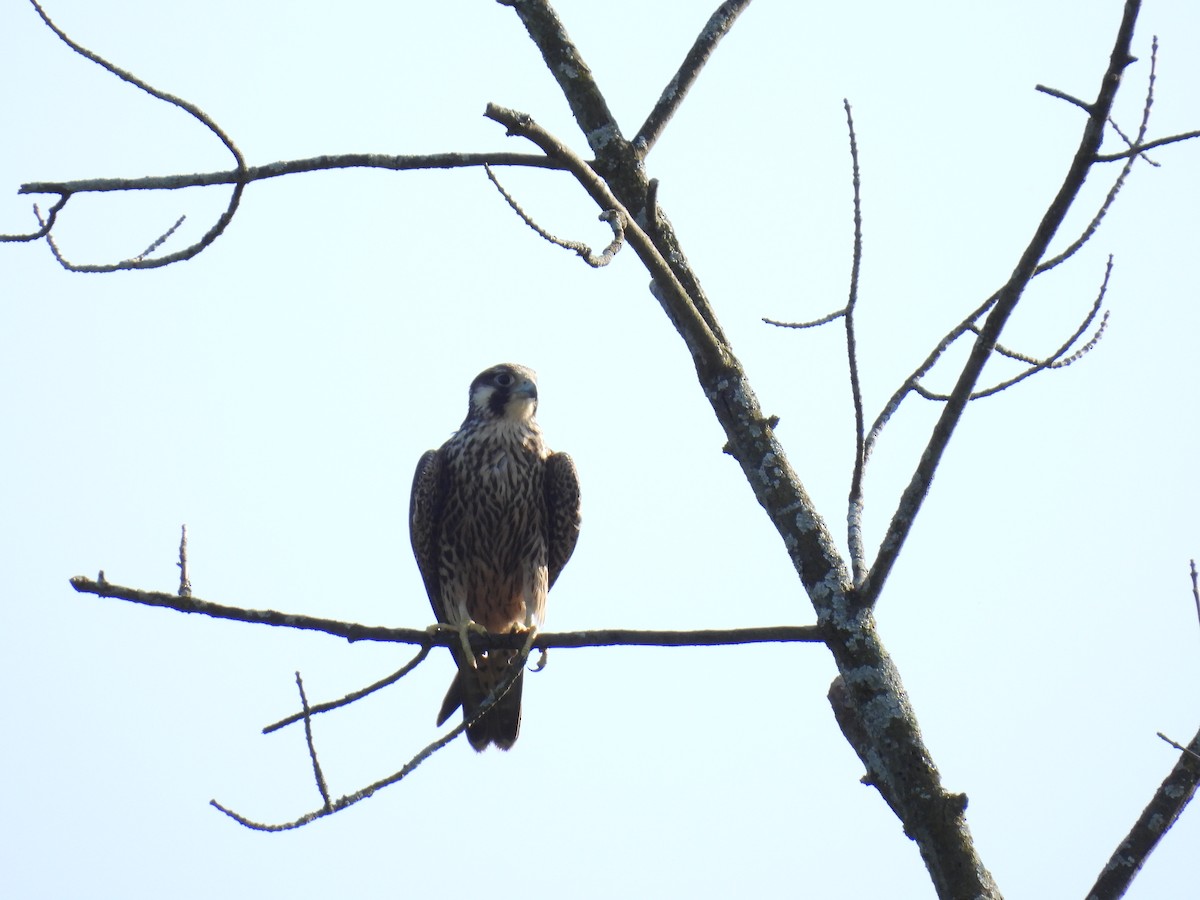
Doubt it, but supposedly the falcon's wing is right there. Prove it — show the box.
[409,448,447,619]
[544,451,581,589]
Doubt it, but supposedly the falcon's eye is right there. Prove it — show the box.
[494,372,515,387]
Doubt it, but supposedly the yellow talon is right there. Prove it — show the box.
[518,626,542,670]
[427,621,488,670]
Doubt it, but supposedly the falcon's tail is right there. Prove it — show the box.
[435,650,524,751]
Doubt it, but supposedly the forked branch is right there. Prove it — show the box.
[858,0,1144,612]
[23,0,246,270]
[211,651,528,831]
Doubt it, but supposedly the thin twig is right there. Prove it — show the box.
[1190,559,1199,635]
[842,100,868,585]
[633,0,755,154]
[0,195,68,243]
[26,0,247,271]
[1159,731,1200,764]
[68,575,824,647]
[131,216,187,263]
[1094,129,1200,161]
[762,309,846,329]
[211,650,528,831]
[861,291,999,467]
[1037,35,1157,276]
[1035,84,1093,112]
[485,103,728,366]
[484,164,624,266]
[177,525,191,598]
[1086,724,1200,899]
[858,0,1144,611]
[262,647,432,735]
[295,673,331,809]
[917,258,1112,402]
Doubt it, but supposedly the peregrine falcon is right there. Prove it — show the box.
[409,363,581,751]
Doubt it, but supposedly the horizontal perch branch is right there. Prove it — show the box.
[68,576,823,648]
[20,152,566,196]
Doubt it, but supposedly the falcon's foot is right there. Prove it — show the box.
[426,621,489,670]
[517,626,542,669]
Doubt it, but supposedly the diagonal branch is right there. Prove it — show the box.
[1086,725,1200,899]
[914,258,1112,403]
[1094,129,1200,160]
[212,647,529,831]
[485,103,728,365]
[858,0,1144,612]
[262,647,432,735]
[497,0,631,163]
[633,0,755,154]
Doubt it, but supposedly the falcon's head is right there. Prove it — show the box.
[467,363,539,423]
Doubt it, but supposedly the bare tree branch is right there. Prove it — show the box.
[67,575,823,648]
[262,647,432,735]
[499,0,730,346]
[211,649,528,831]
[26,0,246,270]
[490,5,1005,892]
[1094,129,1200,160]
[177,524,192,598]
[761,308,846,329]
[914,258,1113,402]
[0,195,67,243]
[633,0,755,154]
[485,103,729,364]
[17,152,564,198]
[1158,731,1200,764]
[497,0,631,165]
[842,100,868,585]
[1037,34,1156,276]
[1035,83,1093,112]
[485,164,624,266]
[1191,559,1200,634]
[294,672,331,810]
[1086,725,1200,899]
[858,0,1144,612]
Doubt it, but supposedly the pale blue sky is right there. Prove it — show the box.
[3,1,1199,897]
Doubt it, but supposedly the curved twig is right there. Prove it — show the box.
[0,195,68,243]
[485,164,624,267]
[484,103,729,366]
[27,0,247,271]
[915,258,1112,402]
[262,646,433,735]
[762,308,846,329]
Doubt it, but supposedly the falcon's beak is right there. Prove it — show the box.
[511,380,538,401]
